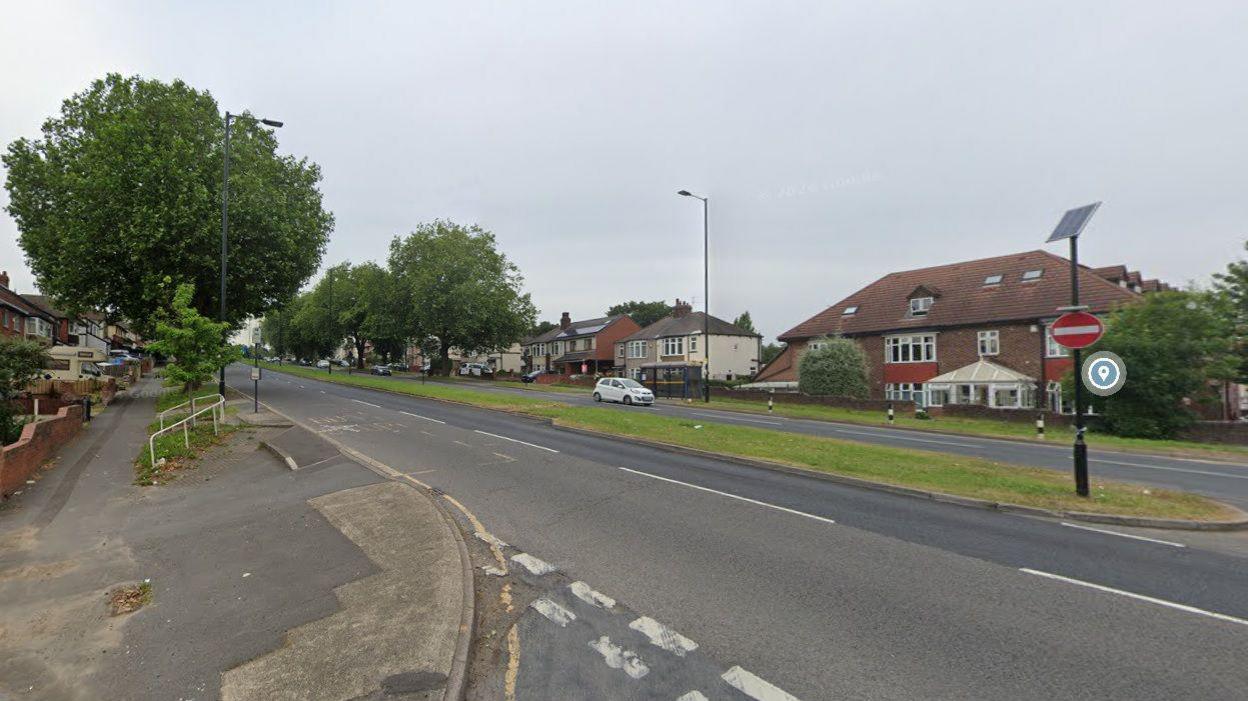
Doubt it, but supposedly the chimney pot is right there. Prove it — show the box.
[0,270,8,288]
[560,312,571,329]
[672,298,693,318]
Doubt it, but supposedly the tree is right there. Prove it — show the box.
[761,342,784,366]
[261,305,297,359]
[732,311,757,334]
[0,338,49,444]
[530,320,558,337]
[798,338,870,398]
[389,221,536,374]
[3,73,333,334]
[147,284,242,393]
[606,300,671,328]
[1213,241,1248,382]
[1072,290,1237,438]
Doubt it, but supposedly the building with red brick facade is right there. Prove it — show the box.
[522,312,641,376]
[755,250,1163,411]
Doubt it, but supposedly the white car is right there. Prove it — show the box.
[459,362,492,377]
[316,359,331,368]
[593,378,654,406]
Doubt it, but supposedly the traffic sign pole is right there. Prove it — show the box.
[1069,237,1089,497]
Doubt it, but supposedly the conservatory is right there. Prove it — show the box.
[923,360,1037,409]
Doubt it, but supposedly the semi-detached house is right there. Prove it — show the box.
[523,312,641,376]
[615,299,761,386]
[755,250,1168,411]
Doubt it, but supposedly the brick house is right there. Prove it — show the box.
[755,250,1160,411]
[0,270,55,345]
[522,312,641,376]
[614,299,762,386]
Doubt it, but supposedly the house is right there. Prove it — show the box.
[615,299,761,390]
[522,312,641,376]
[453,344,525,374]
[756,250,1162,411]
[0,271,54,345]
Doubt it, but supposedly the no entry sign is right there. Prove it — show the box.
[1051,311,1104,350]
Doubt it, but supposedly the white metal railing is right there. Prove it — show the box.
[149,394,224,467]
[158,392,223,430]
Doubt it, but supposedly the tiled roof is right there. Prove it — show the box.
[21,294,66,319]
[620,312,760,342]
[551,350,593,364]
[553,315,626,339]
[778,250,1143,341]
[0,285,43,317]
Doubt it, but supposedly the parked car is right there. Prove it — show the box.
[593,377,654,406]
[458,362,493,377]
[370,365,392,376]
[298,359,312,366]
[316,359,331,368]
[521,370,545,383]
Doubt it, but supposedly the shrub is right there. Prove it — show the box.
[798,338,870,398]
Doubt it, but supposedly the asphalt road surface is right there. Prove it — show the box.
[232,365,1248,700]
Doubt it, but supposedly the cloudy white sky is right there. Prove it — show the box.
[2,2,1246,340]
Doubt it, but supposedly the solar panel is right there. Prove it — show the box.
[1046,202,1101,242]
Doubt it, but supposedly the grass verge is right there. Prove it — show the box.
[136,385,238,485]
[254,362,1241,521]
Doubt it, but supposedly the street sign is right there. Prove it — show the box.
[1051,311,1104,350]
[250,367,261,382]
[1082,351,1126,396]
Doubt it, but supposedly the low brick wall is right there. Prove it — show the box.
[926,404,1073,427]
[1,404,84,496]
[1176,421,1248,446]
[10,396,77,415]
[713,388,916,414]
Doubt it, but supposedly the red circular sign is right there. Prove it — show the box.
[1051,311,1104,350]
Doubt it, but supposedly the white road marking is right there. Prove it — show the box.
[530,598,577,627]
[400,410,446,424]
[511,552,557,575]
[481,565,506,577]
[618,467,835,525]
[352,399,381,408]
[298,385,305,389]
[1059,522,1186,547]
[834,428,980,449]
[721,666,802,701]
[1020,568,1248,626]
[1090,458,1248,480]
[588,636,650,679]
[474,430,560,453]
[475,531,509,548]
[319,390,326,394]
[569,581,616,609]
[628,616,698,657]
[676,692,709,701]
[691,411,783,426]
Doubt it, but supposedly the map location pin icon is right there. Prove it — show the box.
[1097,364,1111,383]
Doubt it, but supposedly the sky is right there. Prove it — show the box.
[2,1,1246,341]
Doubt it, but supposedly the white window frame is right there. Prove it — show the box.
[1044,325,1070,358]
[885,334,936,363]
[885,382,925,405]
[842,305,858,315]
[977,330,999,356]
[983,274,1002,285]
[1022,269,1044,281]
[689,335,697,353]
[661,336,684,356]
[627,340,647,359]
[808,340,826,352]
[616,343,625,357]
[909,297,933,316]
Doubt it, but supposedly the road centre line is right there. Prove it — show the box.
[1019,568,1248,627]
[474,430,560,453]
[617,467,835,525]
[691,411,783,426]
[400,410,446,424]
[352,399,381,408]
[1089,458,1248,480]
[1059,522,1186,547]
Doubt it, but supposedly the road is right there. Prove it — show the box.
[232,365,1248,700]
[402,373,1248,508]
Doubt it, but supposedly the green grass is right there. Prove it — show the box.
[137,385,237,485]
[253,362,1239,521]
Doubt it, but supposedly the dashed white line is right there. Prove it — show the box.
[400,410,446,424]
[691,411,783,426]
[721,666,802,700]
[833,428,980,449]
[588,636,650,679]
[319,390,326,394]
[475,430,560,453]
[351,399,381,408]
[1059,522,1186,547]
[1090,458,1248,480]
[617,467,835,525]
[569,581,616,610]
[511,552,558,575]
[530,598,576,627]
[676,692,709,701]
[1020,568,1248,626]
[629,616,698,657]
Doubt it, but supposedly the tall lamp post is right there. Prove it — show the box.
[219,111,283,396]
[678,190,710,403]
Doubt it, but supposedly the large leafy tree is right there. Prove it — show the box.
[389,220,536,374]
[0,338,50,444]
[298,262,406,368]
[147,284,242,393]
[605,300,671,328]
[798,338,870,398]
[3,73,333,334]
[530,320,558,337]
[1074,291,1236,439]
[761,342,785,366]
[1213,240,1248,382]
[732,311,757,334]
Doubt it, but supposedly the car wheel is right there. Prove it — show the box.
[593,392,602,402]
[623,395,633,405]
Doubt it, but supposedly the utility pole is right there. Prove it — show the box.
[678,190,710,402]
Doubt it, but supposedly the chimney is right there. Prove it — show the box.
[0,270,8,289]
[672,298,692,318]
[560,312,571,329]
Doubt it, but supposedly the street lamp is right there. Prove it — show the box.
[678,189,710,403]
[219,111,283,396]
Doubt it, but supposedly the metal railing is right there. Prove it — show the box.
[158,392,223,430]
[149,394,224,467]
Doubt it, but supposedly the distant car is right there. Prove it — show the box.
[316,359,330,368]
[593,377,654,406]
[521,370,545,383]
[459,362,493,377]
[337,359,351,367]
[370,365,392,376]
[298,359,312,366]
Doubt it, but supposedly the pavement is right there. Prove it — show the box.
[238,364,1248,701]
[0,378,468,701]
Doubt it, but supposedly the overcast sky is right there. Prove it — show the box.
[3,2,1246,340]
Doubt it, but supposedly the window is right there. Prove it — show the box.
[617,343,625,357]
[627,340,647,358]
[909,297,933,316]
[885,383,924,405]
[977,330,999,356]
[983,274,1002,285]
[843,305,858,315]
[927,386,950,406]
[630,367,642,380]
[661,336,684,356]
[1044,325,1070,358]
[808,340,826,352]
[885,334,936,363]
[689,335,697,353]
[1022,269,1043,281]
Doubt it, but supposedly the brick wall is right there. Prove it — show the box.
[927,403,1072,426]
[1176,421,1248,446]
[0,404,83,496]
[715,387,915,414]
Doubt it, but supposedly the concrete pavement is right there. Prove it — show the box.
[239,364,1248,700]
